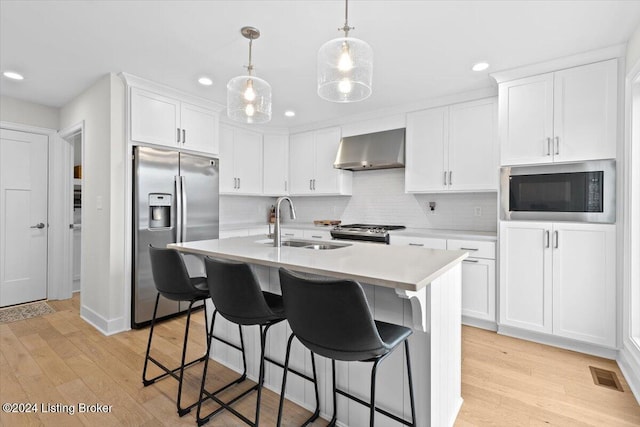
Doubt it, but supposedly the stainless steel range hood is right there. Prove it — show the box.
[334,128,405,170]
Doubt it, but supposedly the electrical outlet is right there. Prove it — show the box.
[428,201,436,215]
[474,207,482,217]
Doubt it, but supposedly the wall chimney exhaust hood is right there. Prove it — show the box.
[334,128,405,170]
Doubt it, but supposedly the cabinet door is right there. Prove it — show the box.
[263,134,289,195]
[553,60,618,162]
[405,107,447,192]
[234,129,263,195]
[461,258,495,322]
[448,98,498,191]
[313,127,345,194]
[130,88,180,147]
[551,223,616,347]
[499,221,552,333]
[180,102,218,155]
[289,132,315,195]
[218,125,236,193]
[499,74,554,165]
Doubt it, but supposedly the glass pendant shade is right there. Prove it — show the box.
[317,36,373,102]
[227,74,272,124]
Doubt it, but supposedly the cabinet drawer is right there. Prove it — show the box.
[447,239,495,259]
[303,229,332,240]
[280,228,304,239]
[390,235,446,249]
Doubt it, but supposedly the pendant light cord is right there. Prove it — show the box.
[340,0,354,36]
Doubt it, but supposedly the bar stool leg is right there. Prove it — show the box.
[142,294,161,386]
[197,309,218,424]
[328,359,338,427]
[405,340,416,426]
[177,301,195,416]
[303,352,320,426]
[370,358,382,427]
[276,333,295,427]
[254,324,271,426]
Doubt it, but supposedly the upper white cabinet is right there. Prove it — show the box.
[499,221,616,347]
[289,127,352,196]
[263,134,289,196]
[406,97,498,192]
[499,59,617,165]
[130,87,219,155]
[219,124,263,195]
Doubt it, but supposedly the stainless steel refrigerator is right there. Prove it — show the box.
[132,146,219,328]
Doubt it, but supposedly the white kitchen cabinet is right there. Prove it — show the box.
[130,87,219,154]
[499,221,616,347]
[280,228,304,239]
[219,124,263,195]
[405,97,497,193]
[289,127,352,196]
[551,223,616,347]
[448,239,496,326]
[389,235,447,249]
[499,59,617,165]
[263,134,289,195]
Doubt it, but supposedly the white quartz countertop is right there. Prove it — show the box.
[169,236,468,292]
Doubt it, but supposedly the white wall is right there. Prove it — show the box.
[284,169,497,232]
[59,73,127,334]
[0,96,59,129]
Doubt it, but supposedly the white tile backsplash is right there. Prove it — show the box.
[285,169,497,232]
[220,169,497,232]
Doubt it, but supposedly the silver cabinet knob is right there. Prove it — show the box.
[30,223,45,229]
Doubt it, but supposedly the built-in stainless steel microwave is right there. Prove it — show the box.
[500,160,616,223]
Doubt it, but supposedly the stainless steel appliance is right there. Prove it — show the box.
[500,160,615,223]
[132,146,219,328]
[331,224,406,244]
[334,128,406,171]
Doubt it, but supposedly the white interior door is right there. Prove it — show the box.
[0,129,48,307]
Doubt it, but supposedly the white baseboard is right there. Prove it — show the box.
[80,305,127,336]
[497,325,618,359]
[618,340,640,404]
[462,316,497,331]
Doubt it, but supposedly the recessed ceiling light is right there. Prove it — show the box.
[284,110,296,117]
[198,76,213,86]
[472,62,490,72]
[3,71,24,80]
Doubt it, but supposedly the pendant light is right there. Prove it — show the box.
[227,26,272,123]
[317,0,373,103]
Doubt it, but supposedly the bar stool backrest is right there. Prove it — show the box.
[278,268,388,361]
[205,257,276,325]
[148,245,199,301]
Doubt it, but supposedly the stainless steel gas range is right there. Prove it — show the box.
[330,224,406,244]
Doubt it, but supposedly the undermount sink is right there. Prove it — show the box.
[257,239,351,250]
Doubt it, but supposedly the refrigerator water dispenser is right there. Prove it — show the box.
[149,193,172,229]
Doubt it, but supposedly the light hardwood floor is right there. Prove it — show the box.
[1,294,638,426]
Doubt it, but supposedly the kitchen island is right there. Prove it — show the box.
[169,236,468,427]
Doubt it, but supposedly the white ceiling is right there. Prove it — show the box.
[1,1,639,128]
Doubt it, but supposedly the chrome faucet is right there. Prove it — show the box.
[273,196,296,247]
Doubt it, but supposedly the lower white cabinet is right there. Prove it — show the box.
[302,229,332,240]
[500,221,616,347]
[389,235,447,249]
[448,239,496,326]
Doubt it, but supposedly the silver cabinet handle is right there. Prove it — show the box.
[177,128,181,143]
[284,233,294,236]
[554,230,559,248]
[546,137,551,156]
[460,247,478,251]
[545,230,550,248]
[443,171,447,186]
[30,223,45,229]
[182,129,186,144]
[449,171,452,186]
[233,178,237,189]
[463,259,479,263]
[409,243,424,247]
[554,136,559,155]
[312,179,316,190]
[309,179,313,190]
[237,177,240,189]
[311,235,322,239]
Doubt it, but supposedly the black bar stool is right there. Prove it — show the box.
[277,268,417,427]
[143,245,210,416]
[198,257,312,426]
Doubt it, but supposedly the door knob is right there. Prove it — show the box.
[30,223,45,229]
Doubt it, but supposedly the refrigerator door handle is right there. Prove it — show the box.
[180,175,187,242]
[175,175,182,242]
